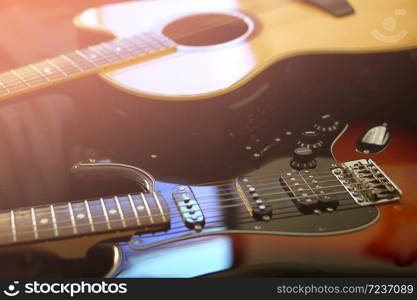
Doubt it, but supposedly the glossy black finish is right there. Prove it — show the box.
[111,119,380,277]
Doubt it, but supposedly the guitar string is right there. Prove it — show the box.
[0,167,356,217]
[140,201,366,240]
[190,176,349,199]
[0,196,367,241]
[0,167,376,220]
[0,178,367,222]
[0,187,374,238]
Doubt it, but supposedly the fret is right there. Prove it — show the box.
[90,45,122,63]
[141,193,154,224]
[12,66,48,87]
[143,193,166,224]
[11,69,31,87]
[113,39,141,56]
[86,199,110,232]
[46,59,68,77]
[63,52,95,71]
[0,80,10,95]
[31,208,39,239]
[50,205,59,237]
[146,32,176,48]
[61,54,83,72]
[114,196,127,228]
[33,206,55,239]
[102,197,124,229]
[79,47,112,66]
[29,64,50,82]
[87,46,112,63]
[0,72,28,92]
[70,202,93,234]
[128,194,141,226]
[100,198,112,230]
[140,33,166,49]
[129,194,152,225]
[84,201,95,232]
[51,57,80,75]
[0,211,15,244]
[102,41,133,59]
[127,36,155,53]
[75,50,100,67]
[153,192,167,222]
[52,203,74,236]
[68,203,78,234]
[14,209,36,242]
[32,61,65,81]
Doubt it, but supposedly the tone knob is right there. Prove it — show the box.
[313,114,339,135]
[297,130,323,150]
[290,147,317,170]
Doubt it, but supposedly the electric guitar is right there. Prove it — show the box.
[0,115,416,277]
[0,0,416,103]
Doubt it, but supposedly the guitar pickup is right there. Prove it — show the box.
[172,186,205,232]
[280,172,339,214]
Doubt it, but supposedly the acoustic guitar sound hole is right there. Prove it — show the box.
[162,13,251,46]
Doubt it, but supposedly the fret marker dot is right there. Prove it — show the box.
[109,209,117,215]
[136,205,145,211]
[76,213,85,219]
[40,218,49,225]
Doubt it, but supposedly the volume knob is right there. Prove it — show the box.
[313,114,339,135]
[297,130,323,150]
[290,147,317,170]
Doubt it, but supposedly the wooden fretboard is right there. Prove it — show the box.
[0,32,176,101]
[0,192,170,246]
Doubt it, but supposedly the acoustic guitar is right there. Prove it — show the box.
[0,0,416,277]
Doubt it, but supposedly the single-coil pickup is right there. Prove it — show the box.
[235,177,272,221]
[173,186,205,232]
[280,171,339,214]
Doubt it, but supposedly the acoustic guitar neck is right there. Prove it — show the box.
[0,32,176,102]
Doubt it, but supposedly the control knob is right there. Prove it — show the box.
[313,114,339,135]
[290,147,317,170]
[297,130,323,150]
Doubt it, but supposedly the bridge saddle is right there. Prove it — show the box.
[332,159,402,206]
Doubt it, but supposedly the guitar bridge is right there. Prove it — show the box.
[332,159,402,206]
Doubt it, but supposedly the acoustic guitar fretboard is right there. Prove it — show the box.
[0,32,176,101]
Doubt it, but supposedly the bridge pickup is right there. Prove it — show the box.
[280,172,339,214]
[333,159,402,206]
[172,186,205,232]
